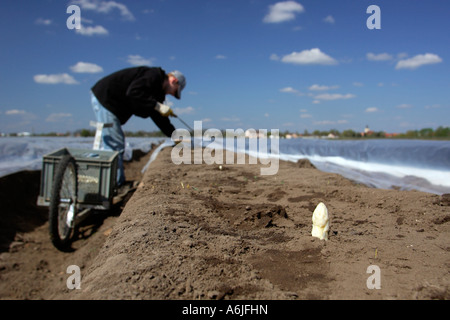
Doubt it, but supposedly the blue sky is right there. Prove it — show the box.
[0,0,449,134]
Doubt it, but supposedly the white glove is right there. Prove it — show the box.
[155,102,174,117]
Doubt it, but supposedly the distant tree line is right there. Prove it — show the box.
[398,126,450,139]
[3,126,450,140]
[281,126,450,139]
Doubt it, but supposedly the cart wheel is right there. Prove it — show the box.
[49,155,78,250]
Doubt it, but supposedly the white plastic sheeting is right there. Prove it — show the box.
[1,136,449,195]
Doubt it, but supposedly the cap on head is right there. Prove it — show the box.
[170,70,186,99]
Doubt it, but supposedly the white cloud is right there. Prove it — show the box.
[81,17,94,24]
[280,87,297,93]
[367,52,393,61]
[395,53,443,70]
[270,54,280,61]
[46,113,73,122]
[396,104,413,109]
[365,107,379,113]
[365,52,442,70]
[70,62,103,73]
[315,93,355,100]
[35,18,52,26]
[323,15,335,24]
[5,109,26,115]
[308,84,339,91]
[2,110,37,130]
[127,55,154,66]
[263,1,304,23]
[281,48,338,65]
[280,87,304,96]
[75,25,109,36]
[71,0,135,21]
[173,106,194,115]
[215,54,227,60]
[353,82,364,87]
[34,74,79,85]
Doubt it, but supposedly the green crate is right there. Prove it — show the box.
[38,147,119,209]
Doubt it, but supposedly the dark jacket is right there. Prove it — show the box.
[91,66,175,137]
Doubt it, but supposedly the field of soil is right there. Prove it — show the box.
[0,144,449,300]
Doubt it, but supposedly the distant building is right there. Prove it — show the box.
[327,133,337,139]
[385,132,399,138]
[285,133,299,139]
[362,125,374,137]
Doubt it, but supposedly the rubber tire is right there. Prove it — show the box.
[49,155,78,251]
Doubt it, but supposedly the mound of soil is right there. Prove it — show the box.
[1,145,449,300]
[0,146,155,299]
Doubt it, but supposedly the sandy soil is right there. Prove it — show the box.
[0,147,151,299]
[0,144,449,300]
